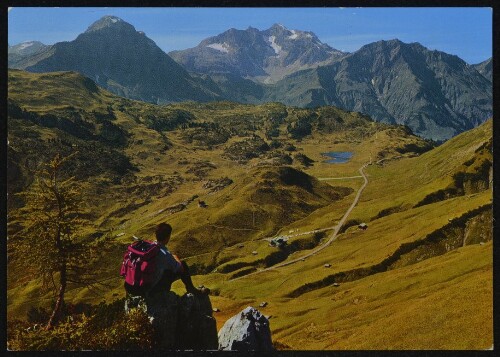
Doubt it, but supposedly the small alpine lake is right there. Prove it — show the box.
[322,151,353,164]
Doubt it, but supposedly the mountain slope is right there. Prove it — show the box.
[472,57,492,82]
[8,69,429,252]
[268,40,492,141]
[10,18,491,141]
[8,41,49,68]
[169,23,345,83]
[10,16,221,104]
[7,70,492,349]
[172,30,492,141]
[203,119,492,350]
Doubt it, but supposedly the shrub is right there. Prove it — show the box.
[7,299,155,351]
[340,219,362,233]
[293,153,314,167]
[222,136,270,162]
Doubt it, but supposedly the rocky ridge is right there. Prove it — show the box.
[10,16,221,104]
[170,23,345,83]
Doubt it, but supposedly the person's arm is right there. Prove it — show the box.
[172,254,185,274]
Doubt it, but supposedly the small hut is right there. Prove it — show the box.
[269,236,287,248]
[358,223,368,230]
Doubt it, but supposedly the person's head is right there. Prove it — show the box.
[155,222,172,244]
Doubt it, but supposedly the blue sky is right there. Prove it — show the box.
[8,7,493,64]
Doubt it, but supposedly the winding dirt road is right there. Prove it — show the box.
[233,162,370,279]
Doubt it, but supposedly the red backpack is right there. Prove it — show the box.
[120,239,160,296]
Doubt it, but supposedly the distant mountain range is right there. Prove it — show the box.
[9,16,221,104]
[265,39,492,140]
[8,41,49,67]
[169,23,345,84]
[9,16,492,141]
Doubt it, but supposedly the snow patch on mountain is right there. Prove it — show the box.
[207,43,230,53]
[288,30,299,40]
[18,42,36,50]
[268,36,282,55]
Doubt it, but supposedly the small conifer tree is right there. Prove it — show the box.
[12,153,97,329]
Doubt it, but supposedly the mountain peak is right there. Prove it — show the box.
[171,23,345,82]
[85,16,133,33]
[374,38,403,46]
[270,23,289,31]
[9,41,45,51]
[372,39,426,50]
[8,40,49,60]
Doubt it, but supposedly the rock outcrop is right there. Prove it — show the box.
[125,291,218,350]
[218,306,274,351]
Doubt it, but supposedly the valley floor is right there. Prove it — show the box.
[7,73,493,349]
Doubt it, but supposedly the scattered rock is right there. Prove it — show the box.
[324,264,331,268]
[218,306,274,351]
[259,302,268,308]
[116,232,125,237]
[203,177,233,193]
[164,196,198,215]
[333,283,340,287]
[165,202,187,214]
[186,161,217,179]
[252,251,258,255]
[480,242,485,245]
[213,308,220,312]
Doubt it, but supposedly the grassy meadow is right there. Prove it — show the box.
[7,70,493,350]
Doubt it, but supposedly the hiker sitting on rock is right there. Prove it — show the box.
[150,223,209,296]
[121,223,213,349]
[122,222,209,297]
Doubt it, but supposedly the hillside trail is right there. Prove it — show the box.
[232,162,370,280]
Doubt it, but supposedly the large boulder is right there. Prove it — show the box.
[218,306,274,351]
[125,291,218,350]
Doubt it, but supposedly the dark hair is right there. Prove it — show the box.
[155,223,172,242]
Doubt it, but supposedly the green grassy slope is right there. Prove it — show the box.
[199,119,492,349]
[7,70,492,350]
